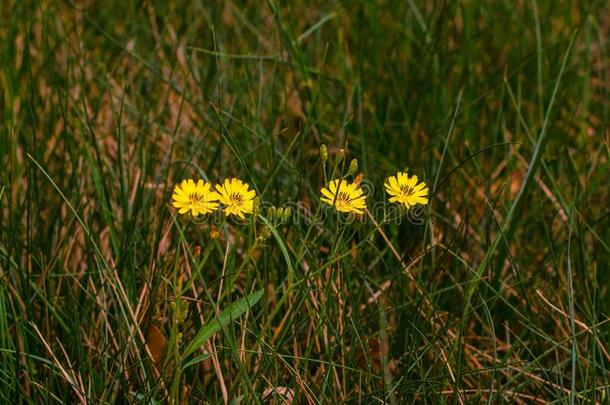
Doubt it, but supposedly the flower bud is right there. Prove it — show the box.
[282,207,292,222]
[347,159,358,176]
[319,144,328,163]
[337,148,345,163]
[193,245,203,257]
[266,206,276,220]
[209,226,220,240]
[275,207,284,220]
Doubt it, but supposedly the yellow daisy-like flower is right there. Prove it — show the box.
[320,179,367,215]
[215,178,256,219]
[172,179,220,216]
[385,172,429,208]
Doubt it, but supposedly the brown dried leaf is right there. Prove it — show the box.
[146,324,166,367]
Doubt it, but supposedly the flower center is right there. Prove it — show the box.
[229,192,244,205]
[400,185,414,196]
[336,192,351,204]
[189,192,205,205]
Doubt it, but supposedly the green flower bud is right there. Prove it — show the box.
[337,148,345,163]
[319,144,328,163]
[347,159,358,176]
[282,207,292,222]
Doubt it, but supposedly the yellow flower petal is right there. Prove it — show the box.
[172,193,190,203]
[397,172,408,185]
[389,176,400,192]
[321,188,335,200]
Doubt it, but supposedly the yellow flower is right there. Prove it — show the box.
[172,179,220,216]
[320,179,366,215]
[385,172,429,208]
[215,178,256,219]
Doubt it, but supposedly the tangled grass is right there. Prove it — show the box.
[1,0,610,402]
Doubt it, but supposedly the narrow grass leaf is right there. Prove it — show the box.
[182,289,264,358]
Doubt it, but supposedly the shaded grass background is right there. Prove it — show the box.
[1,0,610,402]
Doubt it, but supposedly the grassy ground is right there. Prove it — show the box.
[1,0,610,403]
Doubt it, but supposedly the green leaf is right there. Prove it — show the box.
[180,353,212,371]
[182,289,264,358]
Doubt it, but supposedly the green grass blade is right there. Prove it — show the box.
[182,289,264,359]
